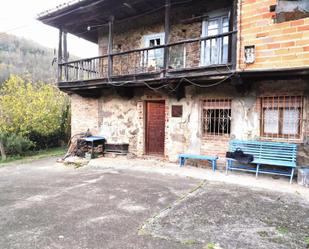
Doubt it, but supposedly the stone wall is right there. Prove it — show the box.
[70,94,100,136]
[97,0,231,74]
[238,0,309,70]
[70,79,309,166]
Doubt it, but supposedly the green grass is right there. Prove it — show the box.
[277,226,289,235]
[0,147,66,166]
[181,239,197,245]
[205,242,216,249]
[305,236,309,248]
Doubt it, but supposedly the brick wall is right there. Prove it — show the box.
[201,137,230,166]
[238,0,309,70]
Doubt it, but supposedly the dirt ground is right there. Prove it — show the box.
[0,157,308,249]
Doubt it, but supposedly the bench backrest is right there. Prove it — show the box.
[229,140,298,163]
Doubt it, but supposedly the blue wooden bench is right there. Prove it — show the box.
[226,140,298,184]
[179,154,218,171]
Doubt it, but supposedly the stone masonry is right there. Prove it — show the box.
[70,0,309,167]
[70,81,309,166]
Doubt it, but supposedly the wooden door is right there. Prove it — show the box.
[146,101,165,155]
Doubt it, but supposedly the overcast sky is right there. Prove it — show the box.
[0,0,98,58]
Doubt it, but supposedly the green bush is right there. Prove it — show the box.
[0,75,70,154]
[0,133,34,156]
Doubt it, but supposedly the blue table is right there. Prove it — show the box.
[81,136,105,158]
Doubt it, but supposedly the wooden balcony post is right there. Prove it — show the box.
[163,0,171,75]
[63,31,68,81]
[108,15,114,81]
[230,0,238,70]
[57,29,63,82]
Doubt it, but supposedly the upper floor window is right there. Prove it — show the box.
[142,33,165,70]
[201,11,230,66]
[261,96,303,140]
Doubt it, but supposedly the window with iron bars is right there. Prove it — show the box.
[261,96,303,140]
[202,99,232,136]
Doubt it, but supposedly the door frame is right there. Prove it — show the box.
[145,100,166,156]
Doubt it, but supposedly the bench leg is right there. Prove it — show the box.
[211,160,216,172]
[289,168,295,184]
[226,160,230,175]
[256,164,260,178]
[179,157,185,167]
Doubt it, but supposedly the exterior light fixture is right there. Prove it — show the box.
[244,45,255,64]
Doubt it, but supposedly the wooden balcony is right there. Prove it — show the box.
[58,31,237,91]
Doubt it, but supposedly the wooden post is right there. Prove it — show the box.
[58,29,63,82]
[63,31,68,81]
[107,16,114,81]
[230,0,238,70]
[163,0,171,75]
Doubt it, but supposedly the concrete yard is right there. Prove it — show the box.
[0,157,308,249]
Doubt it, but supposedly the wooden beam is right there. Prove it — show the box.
[163,0,171,75]
[107,15,114,80]
[230,0,238,70]
[63,31,68,63]
[58,29,63,82]
[63,31,68,81]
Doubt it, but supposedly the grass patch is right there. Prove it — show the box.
[181,239,197,245]
[257,231,269,237]
[305,236,309,248]
[277,226,289,235]
[205,242,216,249]
[0,147,66,166]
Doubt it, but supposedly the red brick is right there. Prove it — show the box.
[298,25,309,32]
[281,41,295,48]
[291,19,305,26]
[267,43,280,49]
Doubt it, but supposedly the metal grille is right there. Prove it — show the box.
[202,99,231,136]
[261,96,303,140]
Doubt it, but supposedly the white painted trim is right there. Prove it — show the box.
[200,9,230,66]
[143,32,165,48]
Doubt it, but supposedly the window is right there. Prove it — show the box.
[202,99,231,136]
[201,11,229,66]
[143,33,165,70]
[261,96,303,139]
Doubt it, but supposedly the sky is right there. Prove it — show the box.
[0,0,98,58]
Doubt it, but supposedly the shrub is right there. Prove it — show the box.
[0,75,70,152]
[0,133,34,156]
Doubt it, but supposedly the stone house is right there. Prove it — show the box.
[38,0,309,165]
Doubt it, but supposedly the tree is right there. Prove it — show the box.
[0,75,69,151]
[0,140,6,161]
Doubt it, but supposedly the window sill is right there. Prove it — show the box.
[259,137,304,144]
[202,134,231,140]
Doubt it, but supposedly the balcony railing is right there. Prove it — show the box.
[58,31,237,83]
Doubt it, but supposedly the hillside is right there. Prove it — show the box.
[0,33,58,83]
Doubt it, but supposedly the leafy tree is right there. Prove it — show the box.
[0,75,70,155]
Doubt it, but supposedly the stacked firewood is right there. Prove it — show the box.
[59,130,104,162]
